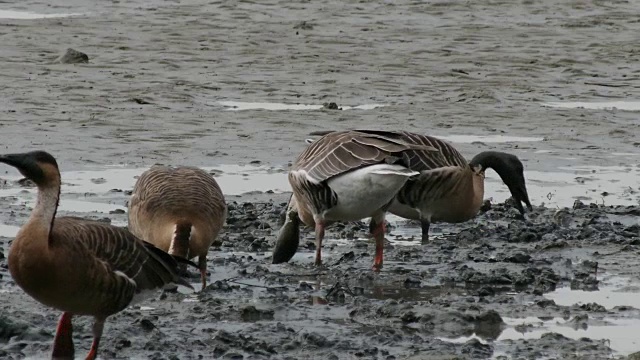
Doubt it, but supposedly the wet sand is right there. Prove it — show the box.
[1,0,640,359]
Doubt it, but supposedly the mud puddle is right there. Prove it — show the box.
[2,160,637,227]
[433,134,544,144]
[547,276,640,310]
[0,224,19,238]
[0,164,288,218]
[439,272,640,357]
[441,315,639,357]
[0,10,83,19]
[219,101,386,111]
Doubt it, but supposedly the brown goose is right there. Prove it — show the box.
[271,130,436,270]
[0,151,193,360]
[128,165,227,289]
[384,131,532,242]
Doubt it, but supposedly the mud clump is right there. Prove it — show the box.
[240,306,274,321]
[55,48,89,64]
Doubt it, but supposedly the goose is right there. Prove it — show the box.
[128,165,227,289]
[0,150,193,360]
[271,130,437,270]
[383,131,532,242]
[291,130,533,242]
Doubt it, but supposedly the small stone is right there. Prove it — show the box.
[505,253,531,264]
[323,102,340,110]
[401,311,419,323]
[293,21,314,30]
[475,310,503,326]
[476,286,495,297]
[138,318,156,332]
[55,48,89,64]
[536,299,556,308]
[240,306,274,321]
[297,282,313,291]
[404,276,421,287]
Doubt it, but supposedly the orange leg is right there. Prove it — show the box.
[371,219,385,271]
[314,222,325,266]
[52,312,74,360]
[199,255,208,289]
[85,318,105,360]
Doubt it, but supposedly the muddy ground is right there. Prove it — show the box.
[2,0,640,359]
[2,186,640,360]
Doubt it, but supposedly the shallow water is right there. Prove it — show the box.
[0,223,20,238]
[434,134,545,143]
[2,162,638,237]
[0,9,82,19]
[542,101,640,112]
[546,276,640,310]
[442,315,640,357]
[219,101,386,111]
[0,164,288,216]
[437,275,640,356]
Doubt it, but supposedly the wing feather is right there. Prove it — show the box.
[52,217,191,313]
[293,130,437,183]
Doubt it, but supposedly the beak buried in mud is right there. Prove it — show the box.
[508,180,533,215]
[272,210,301,264]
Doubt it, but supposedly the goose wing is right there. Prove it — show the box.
[292,130,437,184]
[52,217,192,313]
[307,130,468,171]
[355,130,468,170]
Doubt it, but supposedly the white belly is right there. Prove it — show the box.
[324,164,417,221]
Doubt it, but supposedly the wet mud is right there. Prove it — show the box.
[2,171,640,359]
[2,0,640,359]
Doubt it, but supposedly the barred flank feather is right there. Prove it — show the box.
[128,165,227,288]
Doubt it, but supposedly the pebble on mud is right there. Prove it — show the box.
[240,305,274,321]
[461,338,493,358]
[293,21,314,30]
[323,102,340,110]
[55,48,89,64]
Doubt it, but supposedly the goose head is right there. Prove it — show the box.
[470,151,532,215]
[272,207,301,264]
[0,151,60,186]
[272,193,317,264]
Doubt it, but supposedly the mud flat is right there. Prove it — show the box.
[2,0,640,359]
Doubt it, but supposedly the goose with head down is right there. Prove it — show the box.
[128,165,227,289]
[271,130,437,270]
[383,131,532,242]
[278,130,532,244]
[0,151,193,360]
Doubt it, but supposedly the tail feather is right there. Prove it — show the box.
[141,241,194,290]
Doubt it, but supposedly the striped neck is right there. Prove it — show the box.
[31,175,61,245]
[169,223,192,258]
